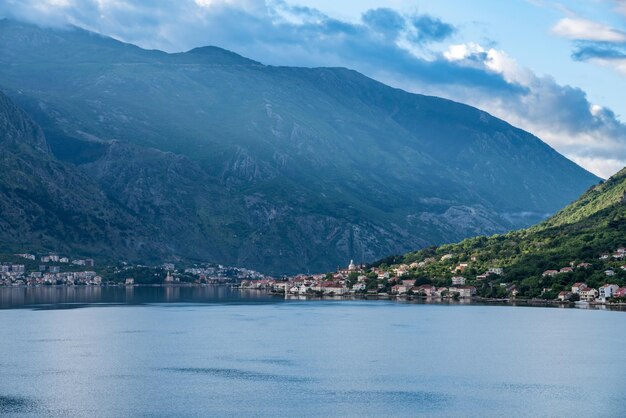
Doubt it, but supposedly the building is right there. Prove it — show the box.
[16,254,35,261]
[557,291,573,301]
[449,286,476,298]
[11,265,25,274]
[272,282,289,292]
[571,283,587,294]
[320,282,346,295]
[451,276,466,286]
[599,284,620,301]
[395,267,409,277]
[604,270,616,277]
[125,278,135,286]
[452,263,469,273]
[391,284,411,295]
[559,267,574,274]
[352,283,366,292]
[615,287,626,298]
[579,288,599,301]
[414,284,437,297]
[542,270,558,277]
[488,268,504,276]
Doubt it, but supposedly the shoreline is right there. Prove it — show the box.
[1,284,625,311]
[268,290,626,311]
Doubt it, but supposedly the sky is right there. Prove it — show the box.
[1,0,625,178]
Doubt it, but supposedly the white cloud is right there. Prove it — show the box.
[586,56,626,76]
[552,17,626,42]
[423,42,626,178]
[570,156,626,179]
[443,43,484,61]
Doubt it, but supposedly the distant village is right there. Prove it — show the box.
[1,253,101,287]
[0,252,264,287]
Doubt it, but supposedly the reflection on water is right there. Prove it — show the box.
[1,297,626,416]
[0,285,278,309]
[2,286,624,312]
[162,367,315,383]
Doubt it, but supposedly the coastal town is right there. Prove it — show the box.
[0,252,263,287]
[240,245,626,306]
[2,245,626,306]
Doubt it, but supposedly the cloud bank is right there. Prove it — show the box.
[551,8,626,78]
[1,0,625,178]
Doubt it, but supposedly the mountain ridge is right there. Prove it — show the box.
[0,19,601,274]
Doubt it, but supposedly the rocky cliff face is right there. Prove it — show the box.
[0,92,158,258]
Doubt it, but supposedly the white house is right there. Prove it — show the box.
[599,284,620,301]
[352,283,367,292]
[451,276,466,286]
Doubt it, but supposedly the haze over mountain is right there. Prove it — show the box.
[0,20,600,274]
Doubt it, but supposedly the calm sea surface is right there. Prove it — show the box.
[1,286,625,417]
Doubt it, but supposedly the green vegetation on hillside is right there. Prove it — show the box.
[377,169,626,298]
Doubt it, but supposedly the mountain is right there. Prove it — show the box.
[0,91,150,257]
[0,19,600,274]
[387,168,626,297]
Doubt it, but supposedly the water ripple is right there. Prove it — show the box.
[161,367,313,383]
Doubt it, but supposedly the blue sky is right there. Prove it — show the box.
[1,0,625,177]
[304,0,624,115]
